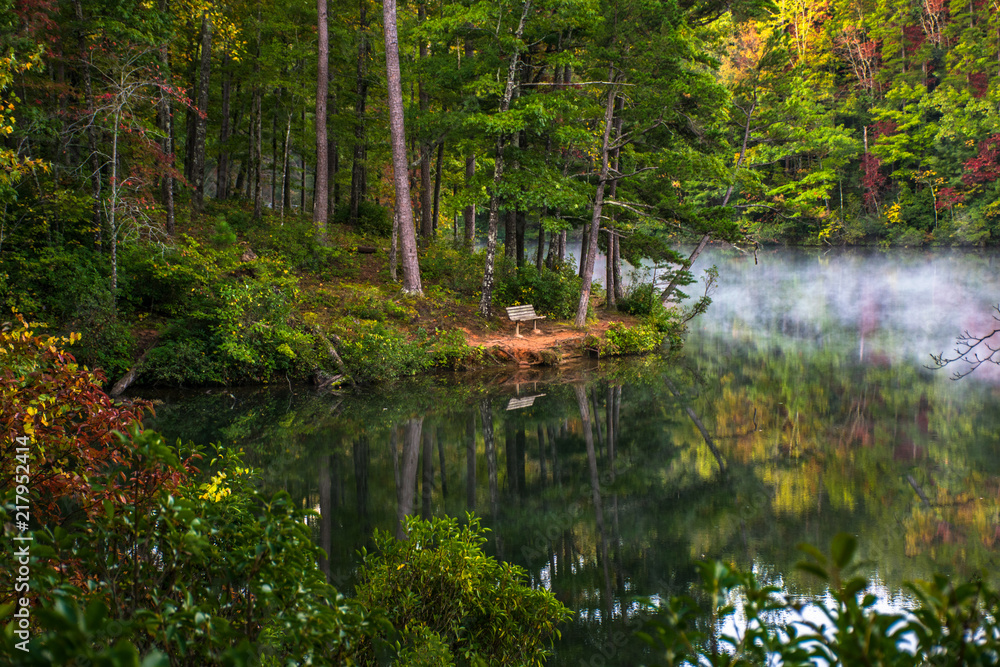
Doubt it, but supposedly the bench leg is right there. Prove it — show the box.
[515,321,522,337]
[533,319,538,332]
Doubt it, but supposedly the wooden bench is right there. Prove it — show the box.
[506,394,547,410]
[505,304,546,337]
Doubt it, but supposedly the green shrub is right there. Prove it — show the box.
[595,322,665,356]
[334,319,433,382]
[419,243,485,297]
[334,201,393,237]
[342,285,417,322]
[71,289,137,380]
[128,237,327,385]
[223,208,254,233]
[210,216,238,247]
[352,515,572,666]
[938,209,990,246]
[639,533,1000,666]
[890,226,927,247]
[143,332,227,385]
[245,217,355,277]
[1,439,371,665]
[494,259,583,319]
[618,281,657,316]
[421,327,479,370]
[213,276,316,380]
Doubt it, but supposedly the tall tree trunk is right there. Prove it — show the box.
[574,75,618,328]
[382,0,423,293]
[504,208,516,259]
[235,159,246,199]
[418,2,432,243]
[184,22,197,184]
[516,209,526,266]
[252,8,263,219]
[478,0,532,317]
[328,88,338,219]
[389,211,399,281]
[419,148,432,240]
[350,0,369,226]
[109,110,121,295]
[466,412,476,510]
[157,18,176,236]
[300,106,307,212]
[279,110,293,218]
[73,0,103,249]
[545,229,557,268]
[462,38,476,251]
[252,85,263,219]
[231,83,246,196]
[271,94,278,207]
[218,51,231,201]
[605,230,615,309]
[314,0,330,241]
[606,102,622,308]
[421,427,433,519]
[613,232,622,301]
[433,140,444,235]
[463,153,476,249]
[191,12,212,221]
[535,218,544,271]
[397,418,422,539]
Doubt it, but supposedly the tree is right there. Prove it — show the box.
[190,11,212,221]
[314,0,329,241]
[930,305,1000,379]
[477,0,532,317]
[382,0,422,294]
[81,44,178,296]
[574,74,618,327]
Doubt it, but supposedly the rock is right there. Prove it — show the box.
[241,248,258,262]
[539,348,563,366]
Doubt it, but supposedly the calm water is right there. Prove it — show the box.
[144,247,1000,665]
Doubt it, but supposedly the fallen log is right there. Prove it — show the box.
[308,326,356,387]
[110,346,154,397]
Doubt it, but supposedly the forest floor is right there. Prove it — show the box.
[458,313,636,365]
[297,236,642,368]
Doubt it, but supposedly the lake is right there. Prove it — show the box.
[144,246,1000,665]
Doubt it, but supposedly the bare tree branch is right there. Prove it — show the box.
[929,306,1000,379]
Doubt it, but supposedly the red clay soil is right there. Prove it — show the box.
[461,310,638,366]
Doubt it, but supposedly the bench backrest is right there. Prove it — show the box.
[506,304,538,320]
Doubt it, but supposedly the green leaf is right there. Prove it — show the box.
[831,533,858,570]
[795,561,829,581]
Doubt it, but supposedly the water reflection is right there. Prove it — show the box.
[144,248,1000,665]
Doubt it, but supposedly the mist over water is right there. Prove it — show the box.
[687,246,1000,380]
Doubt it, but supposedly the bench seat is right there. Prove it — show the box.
[505,305,546,337]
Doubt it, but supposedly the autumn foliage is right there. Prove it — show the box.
[0,312,193,530]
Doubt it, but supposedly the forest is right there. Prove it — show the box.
[2,0,1000,386]
[2,0,1000,353]
[5,1,1000,663]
